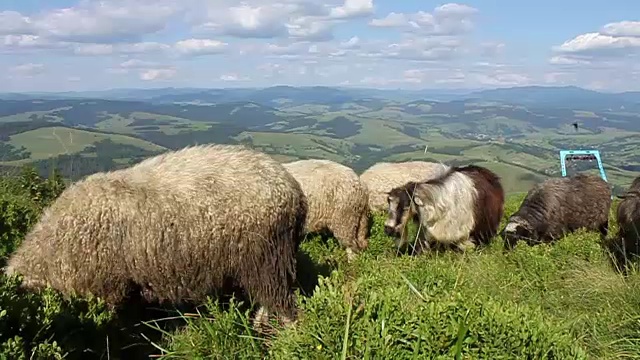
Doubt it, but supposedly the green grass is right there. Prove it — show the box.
[346,119,423,146]
[154,195,640,359]
[3,126,166,163]
[94,113,210,135]
[244,131,356,163]
[4,172,640,359]
[0,109,68,123]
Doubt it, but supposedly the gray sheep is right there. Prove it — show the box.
[283,159,370,261]
[4,144,308,329]
[501,173,612,248]
[359,161,451,212]
[611,176,640,267]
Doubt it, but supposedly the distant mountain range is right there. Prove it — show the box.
[4,85,639,112]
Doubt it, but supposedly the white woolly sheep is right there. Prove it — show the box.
[4,144,308,329]
[283,159,370,261]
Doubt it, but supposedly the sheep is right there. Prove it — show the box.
[283,159,370,261]
[610,176,640,267]
[383,164,505,254]
[3,144,308,330]
[501,173,611,249]
[359,161,451,213]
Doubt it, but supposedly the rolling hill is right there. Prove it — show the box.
[1,85,639,195]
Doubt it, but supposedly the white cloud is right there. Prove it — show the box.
[548,56,590,65]
[0,11,34,35]
[553,32,640,54]
[10,63,45,77]
[329,0,374,19]
[0,34,59,52]
[174,38,228,56]
[70,41,173,56]
[478,42,505,58]
[358,36,466,61]
[474,71,531,87]
[547,20,640,89]
[106,58,177,82]
[601,21,640,37]
[193,0,375,41]
[73,43,114,56]
[551,21,640,67]
[369,3,478,35]
[220,73,251,81]
[3,1,639,92]
[119,59,162,69]
[140,68,177,81]
[31,0,182,43]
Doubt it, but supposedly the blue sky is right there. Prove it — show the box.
[1,0,640,92]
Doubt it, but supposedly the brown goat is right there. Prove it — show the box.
[501,173,611,249]
[612,176,640,267]
[384,164,505,253]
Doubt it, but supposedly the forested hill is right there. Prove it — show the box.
[1,85,639,195]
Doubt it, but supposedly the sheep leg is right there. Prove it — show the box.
[252,305,270,331]
[252,305,296,333]
[599,219,609,240]
[345,247,357,262]
[333,225,359,262]
[456,238,477,252]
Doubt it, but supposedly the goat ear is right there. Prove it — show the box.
[412,196,424,207]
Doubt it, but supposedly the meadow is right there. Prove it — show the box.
[2,168,640,359]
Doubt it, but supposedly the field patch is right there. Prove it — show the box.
[5,126,165,162]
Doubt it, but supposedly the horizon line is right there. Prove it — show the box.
[0,84,632,96]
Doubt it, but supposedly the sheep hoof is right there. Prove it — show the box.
[457,239,476,252]
[278,314,296,329]
[252,306,270,333]
[252,306,296,336]
[346,248,357,262]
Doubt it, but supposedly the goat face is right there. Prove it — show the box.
[501,219,534,249]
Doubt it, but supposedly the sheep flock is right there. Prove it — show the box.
[3,143,634,331]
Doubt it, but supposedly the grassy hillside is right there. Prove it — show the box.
[5,126,165,163]
[2,170,640,359]
[0,87,639,194]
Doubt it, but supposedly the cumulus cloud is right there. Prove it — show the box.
[329,0,374,19]
[192,0,374,41]
[355,36,467,61]
[174,38,228,56]
[0,11,34,35]
[6,1,638,92]
[546,20,640,89]
[31,0,182,43]
[552,20,640,63]
[10,63,45,77]
[220,73,251,81]
[369,3,478,35]
[140,68,177,81]
[601,21,640,38]
[106,58,177,81]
